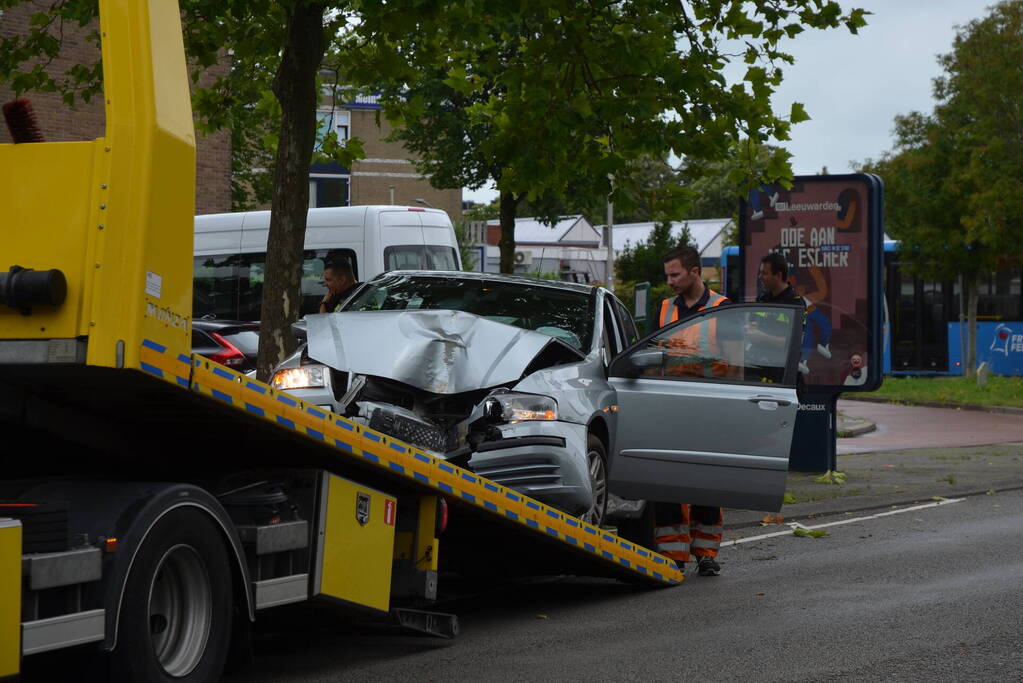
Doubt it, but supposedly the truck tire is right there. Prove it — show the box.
[109,507,232,683]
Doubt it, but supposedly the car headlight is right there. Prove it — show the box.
[271,365,326,390]
[486,392,558,422]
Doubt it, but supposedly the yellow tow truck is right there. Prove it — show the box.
[0,1,682,680]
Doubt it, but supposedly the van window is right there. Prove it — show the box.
[384,245,459,272]
[193,248,358,320]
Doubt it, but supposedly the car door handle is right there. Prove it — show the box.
[748,395,791,407]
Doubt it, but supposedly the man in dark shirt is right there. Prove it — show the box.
[318,259,359,313]
[757,252,808,374]
[757,252,806,305]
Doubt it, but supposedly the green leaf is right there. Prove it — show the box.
[792,528,828,538]
[789,101,810,124]
[814,470,847,485]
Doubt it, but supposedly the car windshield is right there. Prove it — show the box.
[343,275,596,352]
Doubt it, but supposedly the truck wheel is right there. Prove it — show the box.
[110,507,232,683]
[581,435,608,527]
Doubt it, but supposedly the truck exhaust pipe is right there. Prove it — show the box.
[0,266,67,312]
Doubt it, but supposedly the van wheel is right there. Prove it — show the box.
[109,508,232,683]
[580,435,608,527]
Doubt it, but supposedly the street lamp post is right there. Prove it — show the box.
[605,175,614,293]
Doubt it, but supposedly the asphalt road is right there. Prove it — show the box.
[226,489,1023,682]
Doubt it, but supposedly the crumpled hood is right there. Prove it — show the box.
[306,310,583,394]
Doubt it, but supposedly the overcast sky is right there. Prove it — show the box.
[464,0,995,204]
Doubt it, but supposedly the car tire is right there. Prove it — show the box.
[581,435,608,527]
[108,507,233,683]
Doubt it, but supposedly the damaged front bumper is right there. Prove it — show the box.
[468,421,591,517]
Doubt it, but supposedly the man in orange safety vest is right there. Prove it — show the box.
[653,246,728,577]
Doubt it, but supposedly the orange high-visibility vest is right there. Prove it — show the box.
[658,290,728,327]
[658,290,729,378]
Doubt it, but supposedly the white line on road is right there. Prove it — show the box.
[721,497,965,547]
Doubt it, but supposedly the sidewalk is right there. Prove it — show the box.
[725,400,1023,529]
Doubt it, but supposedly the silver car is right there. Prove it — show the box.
[271,271,804,526]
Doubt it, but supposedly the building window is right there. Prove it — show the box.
[309,176,350,208]
[315,109,350,150]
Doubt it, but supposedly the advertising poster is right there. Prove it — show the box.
[740,175,883,392]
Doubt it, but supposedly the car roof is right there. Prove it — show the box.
[192,319,260,331]
[369,270,600,296]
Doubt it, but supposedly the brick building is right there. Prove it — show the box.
[311,94,462,218]
[2,6,461,218]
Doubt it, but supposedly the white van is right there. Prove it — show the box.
[193,206,461,320]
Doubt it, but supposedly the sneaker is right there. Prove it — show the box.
[750,210,764,221]
[798,360,810,374]
[817,343,832,359]
[696,556,720,577]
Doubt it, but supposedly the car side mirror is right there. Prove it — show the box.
[611,348,664,378]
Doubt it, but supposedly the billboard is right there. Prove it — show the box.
[740,174,884,392]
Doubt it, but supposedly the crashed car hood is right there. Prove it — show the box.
[306,310,584,394]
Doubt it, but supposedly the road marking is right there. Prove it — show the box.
[722,497,965,547]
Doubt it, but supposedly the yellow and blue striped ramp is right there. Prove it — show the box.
[139,339,682,586]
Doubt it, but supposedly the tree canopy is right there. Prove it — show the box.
[615,221,694,286]
[345,0,867,272]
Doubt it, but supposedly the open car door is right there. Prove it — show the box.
[607,303,803,512]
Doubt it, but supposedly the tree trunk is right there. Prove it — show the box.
[498,191,520,274]
[255,1,327,381]
[965,271,980,378]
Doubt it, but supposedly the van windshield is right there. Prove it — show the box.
[193,249,357,320]
[384,245,459,271]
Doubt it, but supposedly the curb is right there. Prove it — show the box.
[843,396,1023,416]
[837,420,876,438]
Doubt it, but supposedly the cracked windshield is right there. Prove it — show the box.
[344,275,595,351]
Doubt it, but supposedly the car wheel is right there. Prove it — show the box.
[581,435,608,527]
[109,508,233,683]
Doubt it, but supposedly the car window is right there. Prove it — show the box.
[602,300,622,360]
[191,329,214,347]
[613,306,798,385]
[344,275,595,352]
[220,329,260,356]
[613,299,640,347]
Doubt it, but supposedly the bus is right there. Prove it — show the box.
[720,244,1023,376]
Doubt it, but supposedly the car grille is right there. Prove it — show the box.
[471,460,561,487]
[369,408,456,453]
